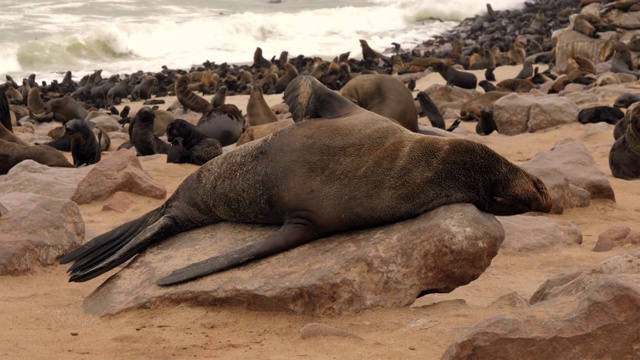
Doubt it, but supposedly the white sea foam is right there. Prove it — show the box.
[0,0,526,84]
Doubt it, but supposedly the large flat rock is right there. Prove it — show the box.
[84,204,505,316]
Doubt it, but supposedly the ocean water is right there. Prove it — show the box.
[0,0,528,84]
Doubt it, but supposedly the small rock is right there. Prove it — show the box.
[101,192,132,213]
[300,323,363,340]
[71,148,167,205]
[593,225,631,252]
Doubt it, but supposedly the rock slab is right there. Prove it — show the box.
[443,249,640,359]
[84,204,504,316]
[0,192,85,275]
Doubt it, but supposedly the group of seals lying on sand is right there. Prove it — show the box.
[0,91,74,173]
[60,76,552,286]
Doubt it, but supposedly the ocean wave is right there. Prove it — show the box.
[1,0,517,83]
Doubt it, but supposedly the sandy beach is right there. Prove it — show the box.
[1,64,639,359]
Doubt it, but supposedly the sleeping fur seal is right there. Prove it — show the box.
[578,106,624,125]
[613,92,640,108]
[609,105,640,179]
[339,74,419,132]
[60,75,552,286]
[0,139,73,174]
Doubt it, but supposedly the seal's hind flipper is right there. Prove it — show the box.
[283,75,358,122]
[61,209,180,282]
[157,219,320,286]
[416,91,445,129]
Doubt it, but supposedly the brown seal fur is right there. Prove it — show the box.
[469,48,496,70]
[175,75,212,113]
[210,86,227,108]
[496,79,535,93]
[0,139,73,174]
[339,74,419,132]
[60,75,552,286]
[609,105,640,179]
[41,96,89,122]
[247,84,278,126]
[236,119,294,146]
[131,76,157,101]
[274,63,299,93]
[572,14,598,38]
[460,91,510,120]
[27,87,47,116]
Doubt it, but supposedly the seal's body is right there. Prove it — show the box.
[61,76,552,286]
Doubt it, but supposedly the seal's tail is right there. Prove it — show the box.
[60,208,179,282]
[283,75,357,122]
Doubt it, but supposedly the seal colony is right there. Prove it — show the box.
[60,76,552,286]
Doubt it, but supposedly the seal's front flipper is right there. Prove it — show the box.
[416,91,445,129]
[157,218,320,286]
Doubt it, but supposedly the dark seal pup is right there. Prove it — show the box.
[65,119,101,167]
[130,107,170,156]
[60,75,552,286]
[166,119,223,165]
[578,106,624,125]
[432,62,478,90]
[609,105,640,179]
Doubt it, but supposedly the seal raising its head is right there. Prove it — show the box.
[61,76,551,286]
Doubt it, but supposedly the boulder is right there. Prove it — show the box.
[498,215,582,253]
[0,192,85,275]
[83,204,504,316]
[0,160,91,199]
[553,29,614,74]
[521,138,615,206]
[493,93,579,135]
[423,84,481,105]
[593,224,632,252]
[531,248,640,304]
[71,148,167,205]
[442,275,640,360]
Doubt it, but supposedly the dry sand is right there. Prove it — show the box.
[1,65,639,359]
